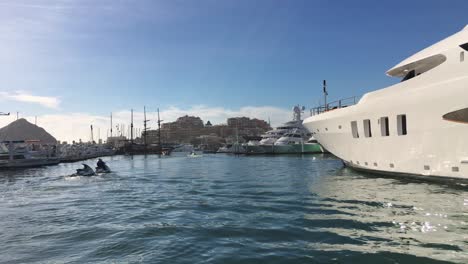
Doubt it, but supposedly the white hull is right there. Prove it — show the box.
[303,26,468,179]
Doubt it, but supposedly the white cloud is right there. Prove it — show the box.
[0,105,306,143]
[0,91,60,109]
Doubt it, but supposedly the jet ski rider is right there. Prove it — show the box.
[97,158,106,170]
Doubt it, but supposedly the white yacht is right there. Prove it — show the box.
[303,25,468,179]
[245,105,309,154]
[273,130,323,154]
[0,141,60,168]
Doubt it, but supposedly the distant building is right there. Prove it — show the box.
[145,115,271,144]
[107,136,127,148]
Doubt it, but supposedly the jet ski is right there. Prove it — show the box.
[95,164,111,174]
[75,164,96,176]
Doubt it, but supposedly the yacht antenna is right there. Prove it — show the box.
[157,108,162,152]
[323,80,328,111]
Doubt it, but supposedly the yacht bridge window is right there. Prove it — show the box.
[401,70,415,82]
[443,107,468,123]
[460,42,468,51]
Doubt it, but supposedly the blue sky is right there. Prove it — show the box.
[0,0,467,140]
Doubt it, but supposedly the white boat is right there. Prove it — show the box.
[273,131,323,154]
[217,143,246,154]
[245,105,311,154]
[172,144,195,153]
[303,25,468,179]
[0,141,60,168]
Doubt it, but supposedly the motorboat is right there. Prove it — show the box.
[0,141,60,168]
[273,131,323,154]
[217,143,246,154]
[245,105,321,154]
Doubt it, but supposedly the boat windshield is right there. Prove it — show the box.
[0,143,8,153]
[401,70,416,82]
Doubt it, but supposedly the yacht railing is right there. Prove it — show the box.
[310,96,358,116]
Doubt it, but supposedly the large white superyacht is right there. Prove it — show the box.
[303,25,468,179]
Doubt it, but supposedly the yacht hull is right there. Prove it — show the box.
[0,158,60,168]
[245,143,323,154]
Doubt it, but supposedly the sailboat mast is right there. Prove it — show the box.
[157,108,162,149]
[143,106,148,153]
[131,109,134,145]
[110,112,113,137]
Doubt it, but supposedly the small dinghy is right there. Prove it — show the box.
[75,164,96,176]
[188,152,202,158]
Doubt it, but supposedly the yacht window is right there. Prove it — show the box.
[460,43,468,51]
[401,70,415,82]
[443,107,468,123]
[294,134,301,138]
[351,121,359,138]
[380,117,389,136]
[397,114,407,135]
[363,119,372,137]
[461,52,465,62]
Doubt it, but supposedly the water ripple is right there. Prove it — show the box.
[0,154,466,263]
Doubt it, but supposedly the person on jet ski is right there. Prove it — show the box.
[97,158,106,170]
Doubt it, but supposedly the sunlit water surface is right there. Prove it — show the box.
[0,154,467,263]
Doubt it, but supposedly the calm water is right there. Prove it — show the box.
[0,154,467,264]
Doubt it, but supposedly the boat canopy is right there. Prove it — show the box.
[387,25,468,78]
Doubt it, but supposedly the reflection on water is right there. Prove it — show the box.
[0,154,466,263]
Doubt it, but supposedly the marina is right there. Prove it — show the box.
[1,1,468,263]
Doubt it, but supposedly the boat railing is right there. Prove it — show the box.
[310,96,358,116]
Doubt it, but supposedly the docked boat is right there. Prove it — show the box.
[273,132,324,154]
[303,25,468,179]
[217,143,246,154]
[245,105,322,154]
[0,141,60,168]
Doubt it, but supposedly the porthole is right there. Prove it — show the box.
[452,166,459,172]
[424,165,430,170]
[373,162,377,167]
[389,163,394,168]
